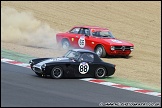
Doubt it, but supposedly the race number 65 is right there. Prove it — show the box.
[78,36,85,48]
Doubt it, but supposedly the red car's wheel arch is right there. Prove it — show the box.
[94,44,107,57]
[61,38,70,44]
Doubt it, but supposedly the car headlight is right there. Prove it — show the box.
[130,46,134,51]
[29,60,33,64]
[111,46,115,50]
[41,64,46,68]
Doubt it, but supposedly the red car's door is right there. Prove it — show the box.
[84,36,97,50]
[71,34,83,48]
[75,28,93,49]
[69,27,102,50]
[67,27,83,48]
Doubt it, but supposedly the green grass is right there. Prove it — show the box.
[1,49,36,63]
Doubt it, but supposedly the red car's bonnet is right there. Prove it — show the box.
[103,38,134,46]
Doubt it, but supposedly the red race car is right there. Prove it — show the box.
[56,26,134,58]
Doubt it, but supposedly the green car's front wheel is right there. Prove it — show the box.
[51,66,63,79]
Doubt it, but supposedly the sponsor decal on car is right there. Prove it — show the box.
[71,38,74,42]
[111,39,122,43]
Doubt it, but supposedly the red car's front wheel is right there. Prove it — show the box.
[95,45,106,58]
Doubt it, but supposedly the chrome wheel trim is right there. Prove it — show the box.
[96,47,103,57]
[62,41,70,49]
[96,68,106,78]
[52,68,62,78]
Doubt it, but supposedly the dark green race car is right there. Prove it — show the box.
[29,49,116,79]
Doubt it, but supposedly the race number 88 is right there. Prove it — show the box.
[79,62,89,74]
[80,65,88,72]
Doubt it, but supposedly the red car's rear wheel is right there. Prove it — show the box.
[62,39,70,49]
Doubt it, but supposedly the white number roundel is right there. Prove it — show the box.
[79,62,89,74]
[78,36,85,48]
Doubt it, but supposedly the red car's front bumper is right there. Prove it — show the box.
[108,50,132,56]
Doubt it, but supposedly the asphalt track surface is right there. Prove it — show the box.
[1,62,161,107]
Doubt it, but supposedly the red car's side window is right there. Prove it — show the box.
[78,28,90,36]
[69,27,80,34]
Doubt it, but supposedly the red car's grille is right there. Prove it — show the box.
[114,46,132,51]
